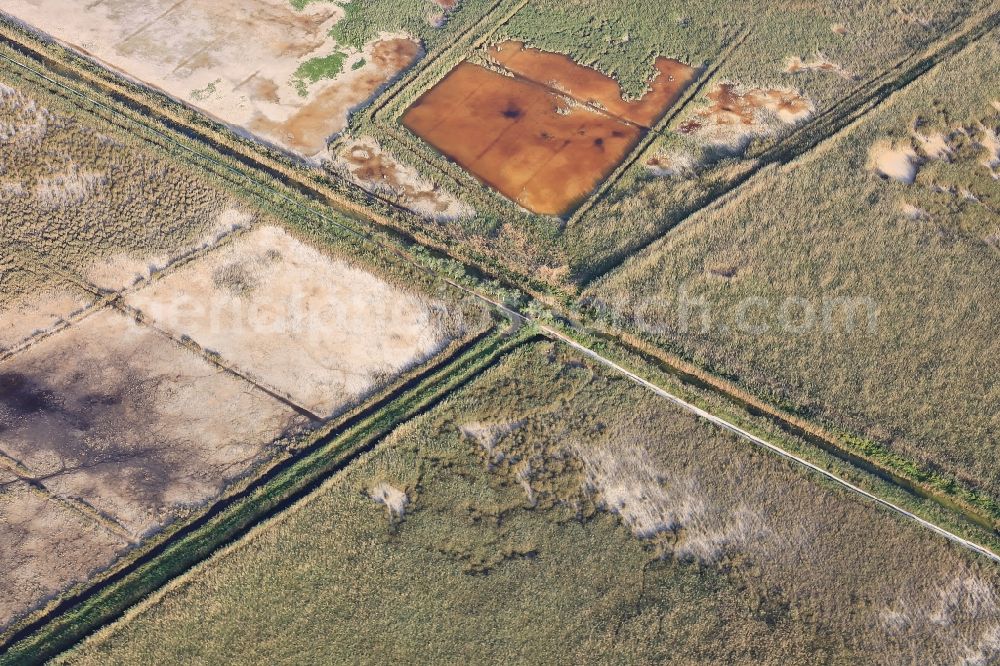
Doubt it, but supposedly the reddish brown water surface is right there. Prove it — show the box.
[403,43,696,216]
[402,62,643,216]
[487,41,697,128]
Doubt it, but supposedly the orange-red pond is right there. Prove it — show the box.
[402,46,695,216]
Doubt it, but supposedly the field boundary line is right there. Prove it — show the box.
[0,451,135,544]
[113,299,325,422]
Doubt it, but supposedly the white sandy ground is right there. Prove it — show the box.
[0,480,126,630]
[572,438,768,561]
[84,206,252,291]
[2,0,417,159]
[125,225,457,417]
[0,307,308,537]
[870,110,999,187]
[868,140,919,183]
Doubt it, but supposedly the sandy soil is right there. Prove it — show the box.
[336,136,472,220]
[0,308,307,537]
[868,141,919,183]
[0,481,126,630]
[912,129,953,160]
[369,481,408,520]
[3,0,418,159]
[83,206,252,291]
[125,226,455,417]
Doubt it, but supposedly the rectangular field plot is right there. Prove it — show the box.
[0,308,308,537]
[125,226,462,418]
[0,480,126,631]
[402,47,694,216]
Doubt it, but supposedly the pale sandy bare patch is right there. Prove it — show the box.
[335,136,472,220]
[912,130,953,160]
[369,482,408,520]
[125,226,458,417]
[32,167,106,209]
[868,141,919,183]
[0,81,50,144]
[785,55,855,80]
[645,150,697,177]
[0,481,126,630]
[84,206,251,291]
[0,308,307,537]
[900,202,930,220]
[459,419,525,458]
[978,125,1000,175]
[2,0,419,159]
[573,436,769,562]
[883,575,1000,665]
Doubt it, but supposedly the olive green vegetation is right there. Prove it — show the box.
[292,50,347,96]
[587,32,1000,509]
[327,0,497,52]
[59,342,1000,665]
[497,0,977,99]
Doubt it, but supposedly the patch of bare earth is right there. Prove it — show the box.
[125,226,458,417]
[572,438,768,561]
[2,0,420,159]
[0,481,126,630]
[0,308,307,537]
[785,55,855,80]
[868,140,919,183]
[651,82,813,174]
[369,482,409,521]
[335,137,472,220]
